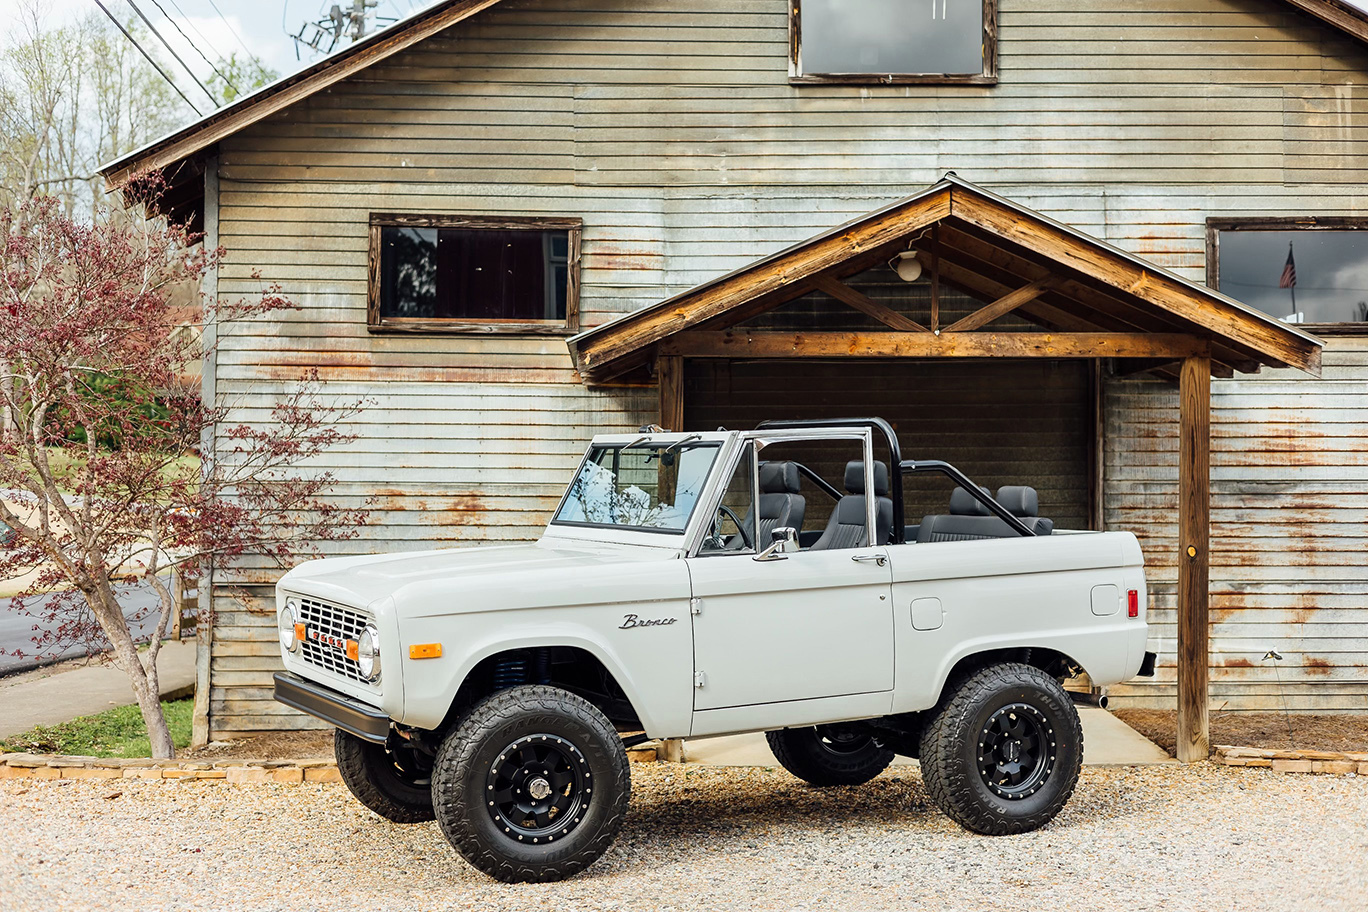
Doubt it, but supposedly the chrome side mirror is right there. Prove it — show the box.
[754,526,798,562]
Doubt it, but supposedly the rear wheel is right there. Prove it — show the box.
[765,725,894,786]
[431,685,631,883]
[919,662,1083,835]
[334,729,435,823]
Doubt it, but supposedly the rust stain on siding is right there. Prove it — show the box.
[257,365,580,384]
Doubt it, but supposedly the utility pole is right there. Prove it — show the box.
[349,0,380,41]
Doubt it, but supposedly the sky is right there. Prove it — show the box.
[2,0,441,119]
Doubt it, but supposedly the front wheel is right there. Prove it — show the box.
[431,685,631,883]
[919,663,1083,836]
[334,729,435,823]
[765,725,894,786]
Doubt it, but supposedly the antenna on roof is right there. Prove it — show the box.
[291,1,397,60]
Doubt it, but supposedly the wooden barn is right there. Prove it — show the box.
[102,0,1368,753]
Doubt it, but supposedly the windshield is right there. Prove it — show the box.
[552,441,721,534]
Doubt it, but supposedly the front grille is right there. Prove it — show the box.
[297,597,369,684]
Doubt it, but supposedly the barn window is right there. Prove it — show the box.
[790,0,997,85]
[1208,218,1368,330]
[368,214,581,333]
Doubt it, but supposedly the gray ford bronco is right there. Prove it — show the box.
[273,418,1155,882]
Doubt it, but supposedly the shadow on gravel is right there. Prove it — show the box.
[620,770,940,842]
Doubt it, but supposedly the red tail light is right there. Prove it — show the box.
[1128,589,1139,618]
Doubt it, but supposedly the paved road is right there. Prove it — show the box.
[0,580,163,675]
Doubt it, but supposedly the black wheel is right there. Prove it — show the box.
[765,724,895,786]
[334,729,435,823]
[431,685,631,883]
[919,662,1083,836]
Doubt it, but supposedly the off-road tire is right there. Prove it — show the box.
[919,662,1083,836]
[765,726,895,786]
[334,729,435,823]
[431,685,631,883]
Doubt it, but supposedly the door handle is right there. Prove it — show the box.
[851,553,887,567]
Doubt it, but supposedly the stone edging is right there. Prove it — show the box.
[1214,745,1368,775]
[0,753,340,783]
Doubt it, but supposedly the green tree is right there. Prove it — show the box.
[207,52,279,106]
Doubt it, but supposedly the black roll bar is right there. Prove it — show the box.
[755,417,906,543]
[901,460,1036,538]
[754,417,1036,542]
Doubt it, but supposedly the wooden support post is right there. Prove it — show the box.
[657,354,683,432]
[1177,354,1211,763]
[929,226,941,333]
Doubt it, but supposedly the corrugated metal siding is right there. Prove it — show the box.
[208,0,1368,733]
[1107,338,1368,711]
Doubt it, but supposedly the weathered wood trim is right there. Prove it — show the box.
[809,273,931,334]
[930,225,941,333]
[573,189,953,372]
[944,281,1048,333]
[788,0,998,85]
[101,0,509,189]
[657,354,684,433]
[366,213,582,336]
[660,331,1209,360]
[1177,354,1212,764]
[951,193,1323,375]
[1282,0,1368,45]
[194,155,220,749]
[1206,215,1368,336]
[369,213,585,231]
[1089,358,1104,533]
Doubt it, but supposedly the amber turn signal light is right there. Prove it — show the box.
[345,639,359,661]
[409,643,443,660]
[294,623,306,642]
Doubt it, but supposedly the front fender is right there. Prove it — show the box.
[395,595,694,738]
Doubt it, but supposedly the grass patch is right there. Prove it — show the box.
[0,698,194,758]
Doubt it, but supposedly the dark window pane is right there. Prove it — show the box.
[379,227,437,318]
[800,0,983,76]
[1218,230,1368,325]
[378,225,569,323]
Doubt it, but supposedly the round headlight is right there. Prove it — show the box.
[279,599,299,653]
[356,625,380,681]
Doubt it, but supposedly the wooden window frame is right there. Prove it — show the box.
[788,0,998,86]
[367,213,582,335]
[1206,216,1368,336]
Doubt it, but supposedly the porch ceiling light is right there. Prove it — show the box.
[891,250,923,283]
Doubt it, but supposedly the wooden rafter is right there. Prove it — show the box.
[809,273,931,333]
[660,331,1209,361]
[943,281,1048,333]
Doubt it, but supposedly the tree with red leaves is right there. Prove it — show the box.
[0,187,366,758]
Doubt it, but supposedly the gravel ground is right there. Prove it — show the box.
[2,764,1365,912]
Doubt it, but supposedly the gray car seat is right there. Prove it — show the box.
[810,460,893,550]
[917,484,1052,543]
[752,461,807,544]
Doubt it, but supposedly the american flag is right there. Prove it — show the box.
[1279,245,1297,289]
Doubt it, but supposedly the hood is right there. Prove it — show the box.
[278,538,679,611]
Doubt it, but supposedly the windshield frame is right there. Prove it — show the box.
[548,433,729,539]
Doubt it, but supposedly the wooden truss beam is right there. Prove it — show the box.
[809,273,931,333]
[660,331,1209,360]
[943,281,1048,333]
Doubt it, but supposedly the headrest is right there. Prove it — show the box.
[758,461,801,495]
[948,486,992,516]
[995,485,1039,517]
[844,460,890,497]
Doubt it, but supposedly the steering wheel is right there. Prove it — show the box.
[716,503,753,551]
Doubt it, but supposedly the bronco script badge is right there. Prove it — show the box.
[619,613,677,629]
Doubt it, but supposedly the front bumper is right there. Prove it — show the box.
[273,671,391,743]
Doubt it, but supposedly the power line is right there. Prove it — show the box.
[124,0,218,106]
[205,0,254,57]
[164,0,232,65]
[147,0,240,97]
[93,0,203,116]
